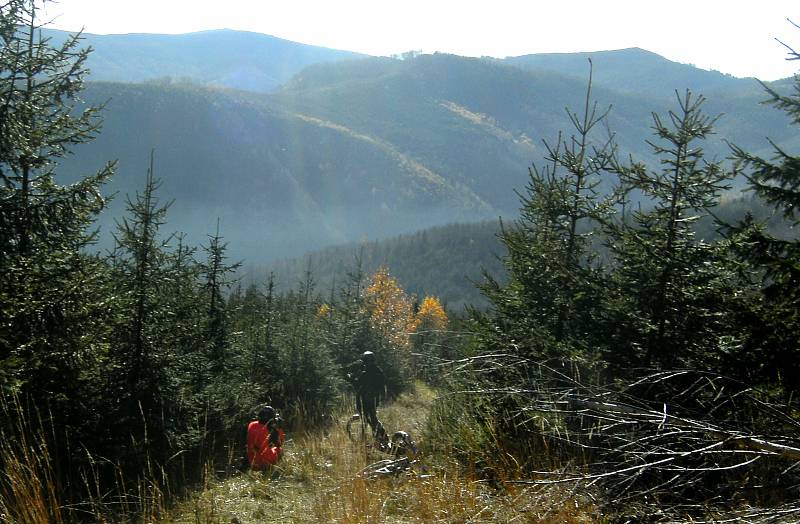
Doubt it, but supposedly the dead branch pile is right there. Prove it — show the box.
[442,353,800,522]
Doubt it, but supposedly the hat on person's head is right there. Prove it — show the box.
[257,405,276,423]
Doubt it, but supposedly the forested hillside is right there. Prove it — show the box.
[53,50,796,264]
[57,81,491,261]
[264,194,796,311]
[261,220,506,310]
[502,47,751,95]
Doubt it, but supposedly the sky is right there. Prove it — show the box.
[41,0,800,81]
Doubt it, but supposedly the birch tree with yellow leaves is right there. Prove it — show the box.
[361,266,417,393]
[412,296,449,381]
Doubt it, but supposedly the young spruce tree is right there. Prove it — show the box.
[199,219,240,374]
[728,38,800,397]
[602,91,737,371]
[107,152,197,469]
[475,65,616,368]
[0,0,114,418]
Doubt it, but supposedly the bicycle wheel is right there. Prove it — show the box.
[346,413,367,443]
[359,457,413,479]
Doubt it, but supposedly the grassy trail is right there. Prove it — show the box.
[168,383,596,523]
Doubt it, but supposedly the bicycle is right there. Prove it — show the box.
[358,456,416,479]
[358,435,427,480]
[346,413,390,451]
[346,414,418,456]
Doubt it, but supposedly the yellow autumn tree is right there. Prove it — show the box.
[316,302,331,318]
[415,296,448,332]
[359,267,418,393]
[363,266,417,351]
[412,295,449,381]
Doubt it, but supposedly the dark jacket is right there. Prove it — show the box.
[350,359,386,401]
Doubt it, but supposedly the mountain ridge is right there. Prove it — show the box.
[501,46,760,97]
[43,27,784,94]
[43,27,366,92]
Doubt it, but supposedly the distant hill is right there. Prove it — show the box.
[499,48,796,159]
[57,81,491,262]
[502,48,759,97]
[44,28,776,98]
[272,52,791,198]
[43,28,365,92]
[49,43,797,265]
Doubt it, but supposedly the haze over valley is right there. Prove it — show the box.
[49,29,797,267]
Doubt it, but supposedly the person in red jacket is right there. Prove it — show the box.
[247,405,285,470]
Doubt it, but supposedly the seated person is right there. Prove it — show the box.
[247,405,285,469]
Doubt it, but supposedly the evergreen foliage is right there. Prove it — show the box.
[105,151,203,473]
[433,49,800,517]
[274,271,340,424]
[0,3,117,502]
[472,65,616,381]
[727,41,800,397]
[265,220,506,311]
[199,219,241,373]
[314,253,373,375]
[0,0,114,401]
[602,91,740,370]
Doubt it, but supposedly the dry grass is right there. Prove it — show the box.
[167,383,600,523]
[0,418,64,524]
[0,394,171,524]
[0,386,599,522]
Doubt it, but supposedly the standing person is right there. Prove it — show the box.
[247,405,285,470]
[348,351,387,437]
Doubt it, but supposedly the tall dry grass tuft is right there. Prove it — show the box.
[312,458,597,523]
[77,456,168,523]
[0,395,64,524]
[0,394,174,523]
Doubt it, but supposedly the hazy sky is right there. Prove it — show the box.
[42,0,799,80]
